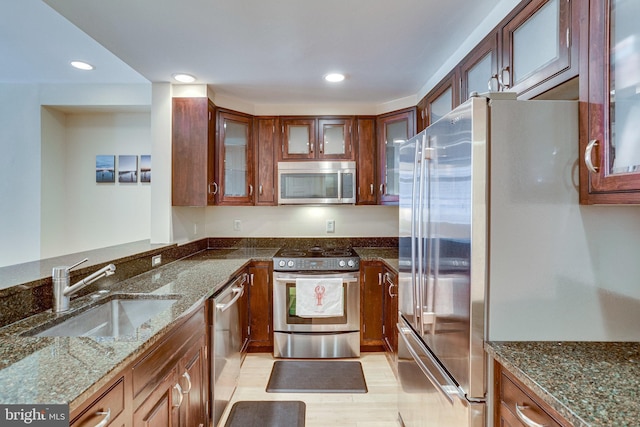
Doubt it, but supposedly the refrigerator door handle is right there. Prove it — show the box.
[397,322,468,406]
[415,133,428,336]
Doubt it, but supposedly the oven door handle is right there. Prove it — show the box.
[273,277,358,284]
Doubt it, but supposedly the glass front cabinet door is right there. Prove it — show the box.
[280,117,353,160]
[500,0,575,98]
[217,110,254,205]
[581,0,640,203]
[376,108,416,205]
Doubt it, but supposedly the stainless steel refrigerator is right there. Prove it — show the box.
[397,93,578,427]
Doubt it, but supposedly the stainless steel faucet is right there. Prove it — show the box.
[52,258,116,313]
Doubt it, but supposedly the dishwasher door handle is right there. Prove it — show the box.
[216,285,244,312]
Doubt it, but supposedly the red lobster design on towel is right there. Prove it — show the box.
[314,285,326,306]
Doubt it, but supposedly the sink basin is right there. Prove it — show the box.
[28,296,179,338]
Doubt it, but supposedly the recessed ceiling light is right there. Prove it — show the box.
[324,73,345,83]
[173,73,197,83]
[70,60,94,71]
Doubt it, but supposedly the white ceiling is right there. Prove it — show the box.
[2,0,514,107]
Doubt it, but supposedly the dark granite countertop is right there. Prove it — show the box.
[353,247,398,272]
[486,341,640,427]
[0,247,277,411]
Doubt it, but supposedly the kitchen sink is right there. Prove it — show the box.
[26,296,179,338]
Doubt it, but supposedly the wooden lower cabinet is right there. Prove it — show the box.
[360,261,384,351]
[381,267,398,355]
[495,361,569,427]
[247,261,273,352]
[71,305,207,427]
[133,367,180,427]
[70,376,128,427]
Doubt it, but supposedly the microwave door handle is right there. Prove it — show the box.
[337,170,342,201]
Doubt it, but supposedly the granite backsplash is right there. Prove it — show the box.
[0,237,397,327]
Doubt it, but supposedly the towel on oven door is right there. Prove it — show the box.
[295,278,343,317]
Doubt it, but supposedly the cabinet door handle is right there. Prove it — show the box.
[488,74,499,92]
[172,383,184,408]
[249,184,254,196]
[388,282,397,298]
[181,371,192,394]
[585,139,599,173]
[378,272,383,286]
[498,66,510,89]
[379,184,385,194]
[515,404,548,427]
[210,182,218,195]
[259,184,263,195]
[250,273,255,286]
[93,409,111,427]
[370,184,374,196]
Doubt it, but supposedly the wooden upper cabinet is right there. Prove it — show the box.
[217,109,254,205]
[254,117,278,205]
[318,118,354,160]
[281,118,316,160]
[460,31,499,102]
[376,108,416,205]
[499,0,578,99]
[424,70,460,126]
[416,97,428,133]
[172,98,216,206]
[579,0,640,204]
[280,117,354,160]
[355,117,377,205]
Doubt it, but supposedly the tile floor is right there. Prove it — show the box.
[218,352,401,427]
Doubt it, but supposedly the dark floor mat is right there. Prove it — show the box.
[224,400,305,427]
[266,360,368,393]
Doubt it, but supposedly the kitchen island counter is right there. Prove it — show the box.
[0,247,277,410]
[486,341,640,427]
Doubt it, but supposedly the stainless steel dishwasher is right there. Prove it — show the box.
[211,273,247,427]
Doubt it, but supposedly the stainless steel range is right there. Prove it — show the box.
[272,246,360,358]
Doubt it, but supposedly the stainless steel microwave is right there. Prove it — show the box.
[278,161,356,205]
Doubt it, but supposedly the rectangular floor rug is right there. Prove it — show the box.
[224,400,305,427]
[266,360,368,393]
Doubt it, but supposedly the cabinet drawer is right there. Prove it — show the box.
[500,372,563,427]
[132,306,205,405]
[71,377,125,427]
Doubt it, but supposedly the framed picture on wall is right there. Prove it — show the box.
[118,155,138,183]
[96,155,115,183]
[140,155,151,183]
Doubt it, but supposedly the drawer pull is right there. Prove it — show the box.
[515,403,548,427]
[93,409,111,427]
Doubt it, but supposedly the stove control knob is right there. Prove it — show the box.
[278,260,286,267]
[287,260,295,267]
[338,260,346,267]
[347,259,355,267]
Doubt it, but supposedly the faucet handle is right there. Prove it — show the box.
[52,258,88,279]
[68,258,89,271]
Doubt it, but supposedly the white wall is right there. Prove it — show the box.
[40,110,152,257]
[204,205,398,238]
[0,83,152,267]
[0,84,42,267]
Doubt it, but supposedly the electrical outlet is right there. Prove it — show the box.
[326,219,335,233]
[152,255,162,267]
[233,219,242,231]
